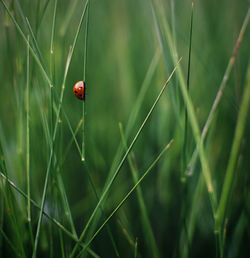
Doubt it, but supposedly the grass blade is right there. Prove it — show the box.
[81,0,90,161]
[0,171,100,258]
[1,0,53,87]
[183,0,194,177]
[215,63,250,240]
[78,140,174,256]
[119,122,160,258]
[69,60,180,257]
[104,49,161,189]
[26,35,34,246]
[151,0,217,214]
[32,1,89,256]
[186,7,250,176]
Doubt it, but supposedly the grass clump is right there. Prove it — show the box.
[0,0,250,257]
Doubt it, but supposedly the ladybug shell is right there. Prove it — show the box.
[73,81,85,100]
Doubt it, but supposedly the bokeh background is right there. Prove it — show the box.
[0,0,250,257]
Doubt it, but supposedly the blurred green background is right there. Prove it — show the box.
[0,0,250,257]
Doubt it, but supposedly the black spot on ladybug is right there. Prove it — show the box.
[74,90,77,93]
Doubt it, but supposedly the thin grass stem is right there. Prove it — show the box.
[81,1,90,161]
[26,35,34,247]
[183,0,194,178]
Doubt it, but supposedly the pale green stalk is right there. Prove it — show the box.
[50,0,58,134]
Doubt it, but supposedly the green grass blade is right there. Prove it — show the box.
[0,226,20,257]
[49,0,58,135]
[26,35,31,222]
[81,1,90,161]
[32,1,89,255]
[215,63,250,234]
[59,0,81,37]
[36,0,50,32]
[77,140,174,256]
[104,49,161,188]
[186,7,250,176]
[0,171,100,258]
[57,97,120,254]
[69,61,180,257]
[26,35,34,247]
[119,122,160,258]
[150,0,183,135]
[25,17,49,78]
[183,0,194,177]
[1,0,53,87]
[134,238,138,258]
[0,176,26,257]
[151,0,217,214]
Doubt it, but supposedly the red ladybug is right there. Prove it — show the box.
[73,81,86,100]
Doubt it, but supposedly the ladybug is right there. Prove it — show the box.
[73,81,86,100]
